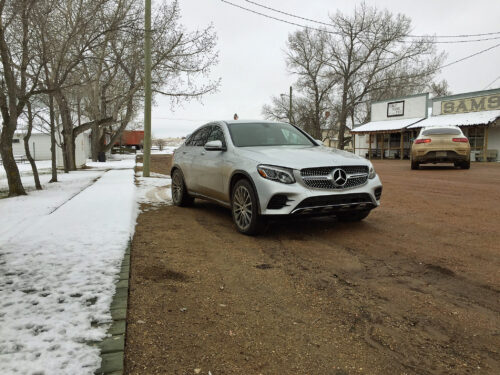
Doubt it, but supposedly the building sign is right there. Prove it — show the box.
[441,93,500,114]
[387,101,404,117]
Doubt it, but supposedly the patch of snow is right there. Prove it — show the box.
[0,162,137,374]
[86,154,136,170]
[151,146,178,154]
[408,110,500,128]
[352,117,424,133]
[0,160,52,180]
[135,172,172,207]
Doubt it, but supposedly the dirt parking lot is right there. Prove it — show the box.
[125,156,500,375]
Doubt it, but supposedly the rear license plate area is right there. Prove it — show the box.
[436,151,447,157]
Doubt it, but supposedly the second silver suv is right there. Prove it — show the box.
[171,120,382,234]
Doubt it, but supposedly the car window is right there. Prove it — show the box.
[189,126,212,146]
[206,125,226,147]
[422,128,461,136]
[228,122,314,147]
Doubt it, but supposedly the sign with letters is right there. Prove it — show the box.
[441,93,500,114]
[387,101,404,117]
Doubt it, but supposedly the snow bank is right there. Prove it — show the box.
[0,168,137,374]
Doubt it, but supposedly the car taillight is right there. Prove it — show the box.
[415,139,431,144]
[452,137,468,143]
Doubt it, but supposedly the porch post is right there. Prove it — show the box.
[368,133,372,160]
[483,126,489,162]
[400,130,404,160]
[380,133,384,159]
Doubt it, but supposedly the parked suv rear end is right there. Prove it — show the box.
[411,126,470,169]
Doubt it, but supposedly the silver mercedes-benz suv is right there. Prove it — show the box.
[171,120,382,234]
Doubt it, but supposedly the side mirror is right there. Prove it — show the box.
[204,140,224,151]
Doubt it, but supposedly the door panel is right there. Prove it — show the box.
[183,126,212,193]
[193,125,228,202]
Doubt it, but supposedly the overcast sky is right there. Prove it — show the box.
[149,0,500,138]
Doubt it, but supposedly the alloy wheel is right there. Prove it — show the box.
[233,185,252,230]
[172,172,183,204]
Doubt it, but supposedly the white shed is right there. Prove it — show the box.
[12,130,91,168]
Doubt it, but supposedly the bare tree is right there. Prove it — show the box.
[23,102,41,190]
[323,3,444,148]
[152,137,166,151]
[285,28,337,139]
[429,80,451,98]
[0,0,40,196]
[81,0,219,159]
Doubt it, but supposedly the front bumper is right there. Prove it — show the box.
[252,169,383,216]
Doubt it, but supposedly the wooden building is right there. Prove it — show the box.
[351,89,500,161]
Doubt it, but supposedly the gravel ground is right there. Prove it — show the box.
[125,157,500,375]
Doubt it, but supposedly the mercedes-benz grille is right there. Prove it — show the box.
[300,165,369,189]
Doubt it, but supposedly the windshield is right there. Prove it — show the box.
[422,127,461,136]
[227,122,315,147]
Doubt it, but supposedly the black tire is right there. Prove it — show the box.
[336,210,371,222]
[410,158,419,170]
[171,169,194,207]
[231,179,266,235]
[461,160,470,169]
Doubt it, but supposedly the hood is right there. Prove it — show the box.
[237,145,368,169]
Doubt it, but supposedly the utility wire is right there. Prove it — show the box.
[440,42,500,69]
[221,0,500,44]
[243,0,500,39]
[483,74,500,89]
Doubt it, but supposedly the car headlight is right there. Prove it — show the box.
[368,163,376,179]
[257,165,295,184]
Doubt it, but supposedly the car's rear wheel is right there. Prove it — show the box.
[171,169,194,206]
[461,160,470,169]
[231,179,265,235]
[336,210,371,222]
[410,157,419,170]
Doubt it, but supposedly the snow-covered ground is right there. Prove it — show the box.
[0,154,173,374]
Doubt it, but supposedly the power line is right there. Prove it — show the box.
[483,75,500,89]
[243,0,500,39]
[222,0,500,44]
[152,117,210,122]
[440,42,500,69]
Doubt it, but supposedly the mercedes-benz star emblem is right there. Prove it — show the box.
[331,168,347,187]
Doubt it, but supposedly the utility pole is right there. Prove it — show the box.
[143,0,152,177]
[289,86,293,124]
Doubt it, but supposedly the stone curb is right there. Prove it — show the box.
[94,242,131,375]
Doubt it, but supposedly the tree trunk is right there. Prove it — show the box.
[24,103,41,190]
[0,122,26,196]
[338,82,349,150]
[48,93,58,182]
[91,125,99,162]
[55,91,76,171]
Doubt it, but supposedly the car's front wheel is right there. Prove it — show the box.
[171,169,194,206]
[231,179,265,235]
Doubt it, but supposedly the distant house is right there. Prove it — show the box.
[321,123,353,149]
[12,129,91,168]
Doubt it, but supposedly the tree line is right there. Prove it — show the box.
[262,3,450,147]
[0,0,218,197]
